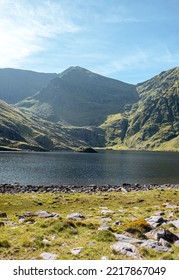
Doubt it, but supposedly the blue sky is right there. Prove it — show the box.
[0,0,178,83]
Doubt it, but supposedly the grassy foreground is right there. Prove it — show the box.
[0,189,179,260]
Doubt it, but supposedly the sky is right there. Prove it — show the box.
[0,0,178,84]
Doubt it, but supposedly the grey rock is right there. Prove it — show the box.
[114,234,144,244]
[42,238,51,244]
[170,219,179,229]
[101,209,115,215]
[99,217,112,223]
[145,228,179,243]
[98,225,111,231]
[101,256,109,260]
[159,238,171,247]
[165,204,178,209]
[0,212,7,218]
[174,240,179,247]
[145,216,166,228]
[66,213,85,220]
[40,252,57,260]
[24,210,59,218]
[141,240,172,252]
[71,247,83,255]
[111,242,140,259]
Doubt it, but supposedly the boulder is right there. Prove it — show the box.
[40,252,57,260]
[145,228,179,243]
[66,213,85,220]
[140,240,172,252]
[145,216,167,228]
[23,210,59,218]
[98,225,111,231]
[111,242,140,259]
[170,219,179,229]
[71,247,83,255]
[114,233,144,244]
[101,209,115,215]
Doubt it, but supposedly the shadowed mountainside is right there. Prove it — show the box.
[0,68,57,103]
[17,66,139,126]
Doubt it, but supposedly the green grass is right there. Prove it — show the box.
[0,189,179,260]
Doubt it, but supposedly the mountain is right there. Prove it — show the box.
[0,68,57,103]
[101,67,179,151]
[0,99,89,151]
[0,66,178,152]
[17,66,139,126]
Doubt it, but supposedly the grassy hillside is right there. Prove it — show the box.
[17,66,139,126]
[0,100,88,151]
[101,67,179,151]
[0,189,179,260]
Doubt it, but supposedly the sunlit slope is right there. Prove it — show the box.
[0,100,86,151]
[101,67,179,151]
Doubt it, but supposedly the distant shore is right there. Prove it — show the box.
[0,183,179,194]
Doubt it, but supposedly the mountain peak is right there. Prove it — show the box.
[58,66,92,77]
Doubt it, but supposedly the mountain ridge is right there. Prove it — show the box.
[0,66,178,152]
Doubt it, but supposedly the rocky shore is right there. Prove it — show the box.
[0,183,179,194]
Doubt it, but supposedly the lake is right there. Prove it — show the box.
[0,150,179,185]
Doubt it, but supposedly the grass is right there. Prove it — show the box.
[0,189,179,260]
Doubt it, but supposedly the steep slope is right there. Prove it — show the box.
[0,68,57,103]
[101,67,179,151]
[17,66,139,126]
[0,100,87,151]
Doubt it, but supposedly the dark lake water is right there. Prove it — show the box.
[0,150,179,185]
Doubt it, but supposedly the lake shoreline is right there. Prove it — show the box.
[0,183,179,194]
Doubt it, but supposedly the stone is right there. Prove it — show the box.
[145,228,179,243]
[145,216,166,228]
[174,240,179,247]
[101,209,115,215]
[24,210,59,218]
[40,252,57,260]
[101,256,108,260]
[42,238,51,244]
[140,240,171,252]
[111,242,140,259]
[98,225,111,231]
[159,238,171,247]
[0,222,5,227]
[165,204,178,209]
[0,212,7,218]
[154,211,164,216]
[71,247,83,255]
[99,217,112,223]
[114,234,144,244]
[66,213,85,220]
[170,219,179,229]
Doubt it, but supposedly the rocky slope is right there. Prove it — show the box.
[101,67,179,151]
[17,66,138,126]
[0,66,178,151]
[0,100,88,151]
